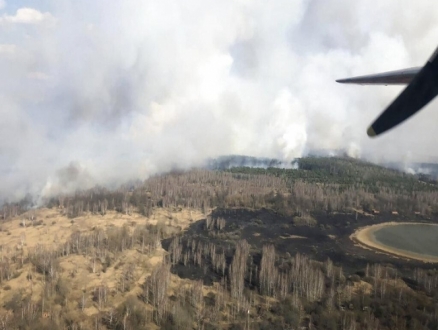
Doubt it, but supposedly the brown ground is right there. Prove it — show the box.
[0,206,206,327]
[350,222,438,263]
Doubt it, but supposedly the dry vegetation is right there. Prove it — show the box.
[0,157,437,329]
[0,207,205,329]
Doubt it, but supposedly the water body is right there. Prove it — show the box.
[373,224,438,258]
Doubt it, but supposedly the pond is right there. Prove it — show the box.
[372,223,438,259]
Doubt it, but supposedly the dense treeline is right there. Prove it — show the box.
[47,169,289,218]
[45,157,438,219]
[4,157,438,221]
[228,157,437,192]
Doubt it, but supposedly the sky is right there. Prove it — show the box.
[1,0,438,203]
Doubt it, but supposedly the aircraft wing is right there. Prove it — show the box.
[336,67,421,85]
[336,45,438,137]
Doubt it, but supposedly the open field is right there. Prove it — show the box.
[350,222,438,263]
[0,206,206,329]
[0,207,205,250]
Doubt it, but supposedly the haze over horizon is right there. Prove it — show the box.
[1,0,438,202]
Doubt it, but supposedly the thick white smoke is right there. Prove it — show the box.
[1,0,438,202]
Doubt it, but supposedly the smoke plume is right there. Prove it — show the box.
[1,0,438,202]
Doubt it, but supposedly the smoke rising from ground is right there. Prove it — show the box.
[1,0,438,202]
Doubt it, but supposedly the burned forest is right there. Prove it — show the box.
[0,156,438,329]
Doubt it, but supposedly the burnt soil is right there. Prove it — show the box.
[162,208,438,285]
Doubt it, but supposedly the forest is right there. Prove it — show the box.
[0,156,437,329]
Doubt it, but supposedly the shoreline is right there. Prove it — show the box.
[350,222,438,263]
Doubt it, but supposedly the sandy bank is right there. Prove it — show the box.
[350,222,438,263]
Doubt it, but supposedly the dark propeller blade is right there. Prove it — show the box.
[367,48,438,137]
